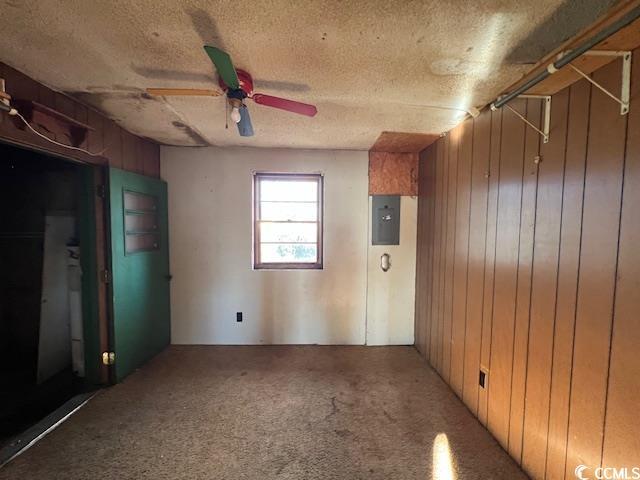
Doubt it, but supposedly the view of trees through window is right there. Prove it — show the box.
[254,173,323,268]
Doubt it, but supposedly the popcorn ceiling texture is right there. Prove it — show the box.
[0,0,616,149]
[371,132,441,153]
[0,346,528,479]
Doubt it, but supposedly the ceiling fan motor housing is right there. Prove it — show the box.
[219,69,254,96]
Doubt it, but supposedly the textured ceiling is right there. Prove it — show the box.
[371,132,441,153]
[0,0,617,149]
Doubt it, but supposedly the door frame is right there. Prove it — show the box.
[0,138,111,385]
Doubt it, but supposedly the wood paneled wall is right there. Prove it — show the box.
[0,62,159,176]
[414,51,639,479]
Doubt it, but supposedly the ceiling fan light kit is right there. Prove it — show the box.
[146,45,317,138]
[237,105,254,137]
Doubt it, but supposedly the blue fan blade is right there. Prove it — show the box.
[237,105,254,137]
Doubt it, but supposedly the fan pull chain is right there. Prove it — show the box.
[225,100,228,129]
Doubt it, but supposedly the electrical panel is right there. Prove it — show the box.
[372,195,400,245]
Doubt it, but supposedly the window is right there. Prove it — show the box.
[253,172,323,269]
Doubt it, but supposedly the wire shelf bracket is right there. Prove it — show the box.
[569,50,631,115]
[493,94,552,143]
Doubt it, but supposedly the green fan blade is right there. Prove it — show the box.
[203,46,239,89]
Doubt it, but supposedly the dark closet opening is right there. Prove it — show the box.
[0,143,98,449]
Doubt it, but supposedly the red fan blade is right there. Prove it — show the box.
[252,93,317,117]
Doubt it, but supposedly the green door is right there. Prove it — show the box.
[108,168,170,382]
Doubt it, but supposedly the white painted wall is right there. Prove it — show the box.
[366,196,417,345]
[162,147,369,345]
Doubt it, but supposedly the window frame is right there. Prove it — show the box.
[253,172,324,270]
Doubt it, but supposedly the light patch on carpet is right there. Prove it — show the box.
[433,433,457,480]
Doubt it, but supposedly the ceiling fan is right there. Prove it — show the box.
[146,46,318,137]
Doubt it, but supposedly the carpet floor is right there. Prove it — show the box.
[0,346,527,479]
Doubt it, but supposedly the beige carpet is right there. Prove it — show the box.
[0,346,527,479]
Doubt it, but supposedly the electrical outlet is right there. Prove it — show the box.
[236,312,243,322]
[479,369,487,389]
